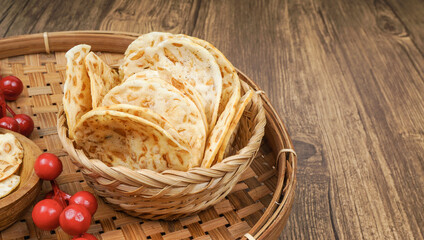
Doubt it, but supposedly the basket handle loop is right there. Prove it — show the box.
[276,148,296,169]
[43,32,50,54]
[277,148,297,158]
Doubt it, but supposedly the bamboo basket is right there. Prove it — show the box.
[58,78,265,220]
[0,31,297,240]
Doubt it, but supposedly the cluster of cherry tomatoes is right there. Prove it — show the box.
[0,75,34,137]
[32,153,98,240]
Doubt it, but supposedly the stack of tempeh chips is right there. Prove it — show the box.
[63,32,253,172]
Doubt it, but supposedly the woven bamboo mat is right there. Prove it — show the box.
[0,52,278,240]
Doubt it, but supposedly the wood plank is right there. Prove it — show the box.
[276,0,424,239]
[99,0,200,34]
[383,0,424,53]
[2,0,116,37]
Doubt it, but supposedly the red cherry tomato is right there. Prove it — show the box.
[72,233,98,240]
[13,113,34,137]
[0,116,20,132]
[34,153,63,180]
[0,89,6,118]
[59,204,92,236]
[32,199,64,231]
[0,76,23,101]
[69,191,98,215]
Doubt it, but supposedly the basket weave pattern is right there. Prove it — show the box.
[58,78,266,220]
[0,32,296,239]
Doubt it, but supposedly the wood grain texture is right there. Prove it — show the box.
[0,0,423,239]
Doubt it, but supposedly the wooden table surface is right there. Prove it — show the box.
[1,0,423,239]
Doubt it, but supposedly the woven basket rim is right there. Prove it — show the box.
[0,31,297,240]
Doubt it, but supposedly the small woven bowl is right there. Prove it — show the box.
[58,79,266,220]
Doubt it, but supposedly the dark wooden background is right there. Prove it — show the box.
[1,0,423,239]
